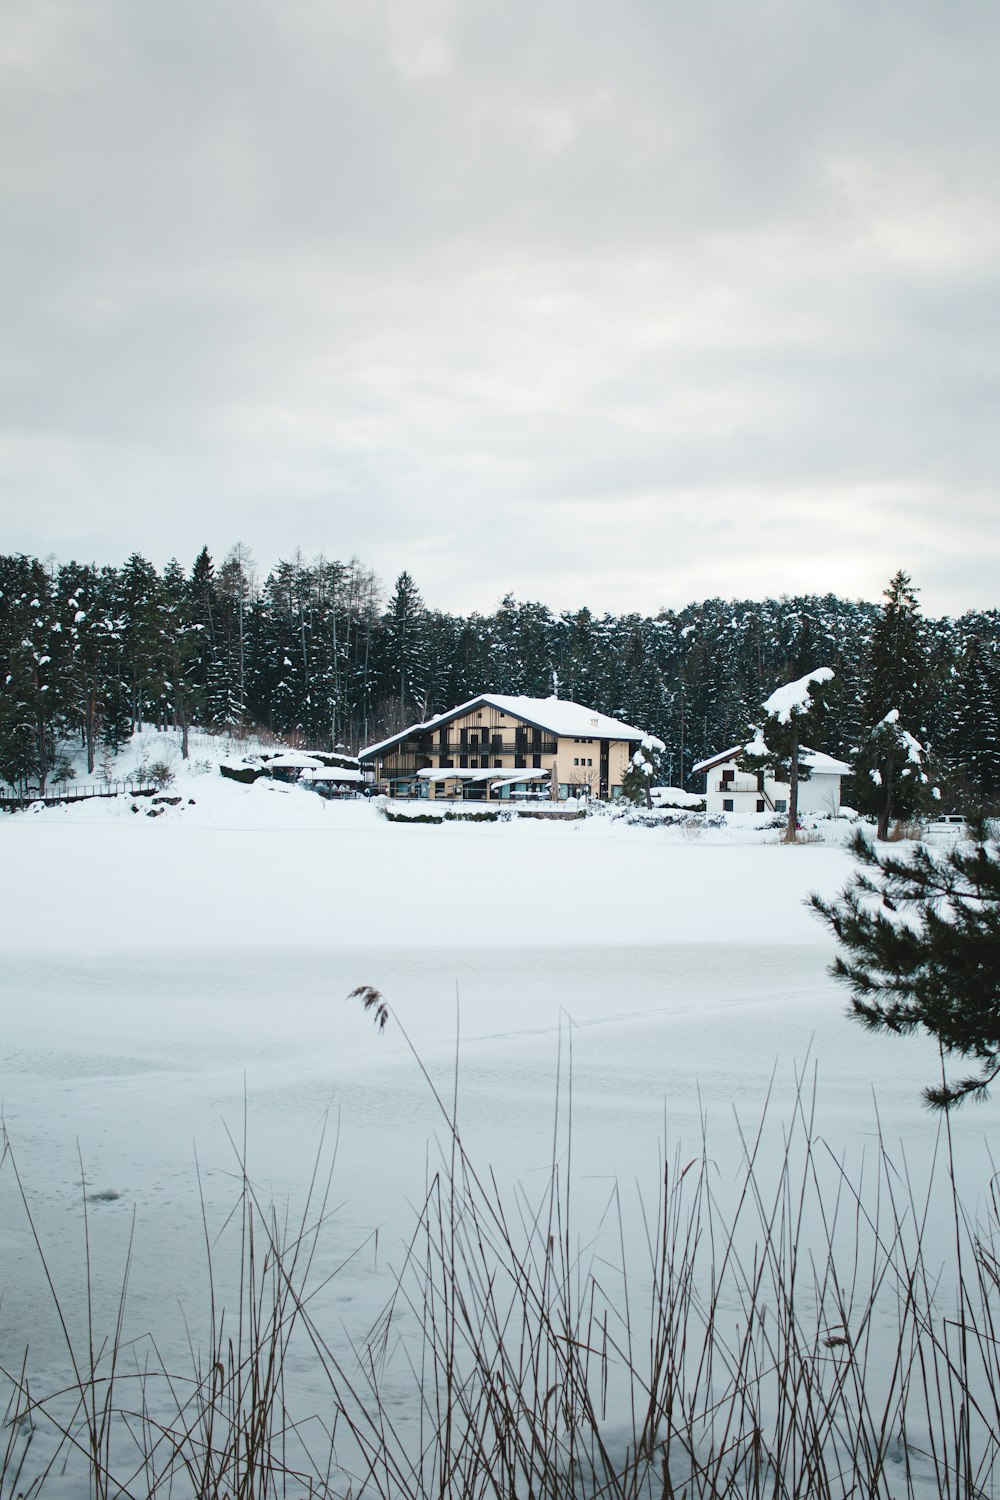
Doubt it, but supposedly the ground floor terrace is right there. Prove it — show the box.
[383,767,625,801]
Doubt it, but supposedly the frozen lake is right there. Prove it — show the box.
[0,797,988,1494]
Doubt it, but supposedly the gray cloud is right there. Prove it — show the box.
[1,0,998,616]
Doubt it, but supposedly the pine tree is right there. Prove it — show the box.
[812,823,1000,1109]
[554,608,601,705]
[0,555,64,790]
[55,561,121,772]
[258,556,312,737]
[118,552,167,731]
[622,734,665,808]
[187,547,219,707]
[948,628,1000,805]
[340,558,382,748]
[211,544,255,729]
[853,571,932,839]
[739,667,835,841]
[162,558,205,757]
[380,571,429,725]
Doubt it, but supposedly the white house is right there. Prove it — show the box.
[692,745,851,816]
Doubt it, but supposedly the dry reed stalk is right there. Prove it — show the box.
[4,1006,1000,1498]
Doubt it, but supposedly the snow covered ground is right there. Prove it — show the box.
[0,731,991,1495]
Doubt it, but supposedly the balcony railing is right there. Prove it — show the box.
[391,738,558,759]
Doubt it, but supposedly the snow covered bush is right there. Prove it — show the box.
[622,733,666,808]
[145,759,175,789]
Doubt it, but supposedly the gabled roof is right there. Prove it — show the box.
[692,745,852,776]
[360,694,647,760]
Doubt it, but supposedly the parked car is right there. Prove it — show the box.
[924,813,967,841]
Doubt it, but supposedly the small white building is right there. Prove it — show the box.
[692,746,851,816]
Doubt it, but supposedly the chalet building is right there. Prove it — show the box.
[692,746,851,816]
[360,694,648,801]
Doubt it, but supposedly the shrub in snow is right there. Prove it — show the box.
[146,760,175,790]
[219,763,263,785]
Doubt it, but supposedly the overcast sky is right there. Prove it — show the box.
[2,0,998,618]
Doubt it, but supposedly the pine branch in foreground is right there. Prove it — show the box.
[811,822,1000,1108]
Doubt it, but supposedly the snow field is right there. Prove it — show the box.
[0,743,990,1496]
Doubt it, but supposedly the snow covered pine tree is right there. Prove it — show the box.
[739,667,834,842]
[853,571,933,839]
[812,820,1000,1109]
[622,734,666,809]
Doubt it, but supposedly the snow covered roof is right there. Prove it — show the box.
[361,695,647,759]
[799,748,851,775]
[650,786,705,807]
[692,745,851,776]
[301,766,364,782]
[264,752,325,768]
[692,746,741,774]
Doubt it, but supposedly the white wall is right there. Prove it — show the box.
[703,761,842,816]
[796,772,842,814]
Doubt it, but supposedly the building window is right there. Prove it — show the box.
[723,797,734,812]
[775,798,787,813]
[756,799,765,812]
[532,754,541,768]
[721,769,735,786]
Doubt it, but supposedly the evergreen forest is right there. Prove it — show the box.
[2,546,998,814]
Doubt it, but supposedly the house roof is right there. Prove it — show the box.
[360,695,647,760]
[264,751,325,768]
[692,745,852,776]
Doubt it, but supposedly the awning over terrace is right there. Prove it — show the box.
[416,768,550,785]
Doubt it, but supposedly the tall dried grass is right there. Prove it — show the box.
[3,1014,1000,1498]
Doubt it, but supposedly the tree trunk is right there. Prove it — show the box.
[877,753,895,840]
[85,685,97,774]
[36,717,48,794]
[178,691,189,759]
[786,733,800,842]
